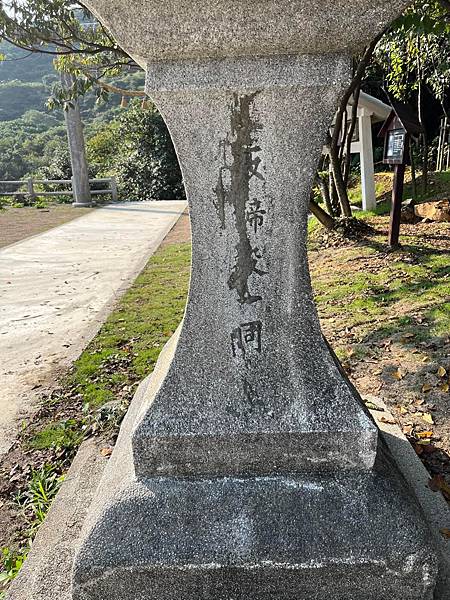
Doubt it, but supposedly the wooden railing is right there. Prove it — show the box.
[0,177,118,202]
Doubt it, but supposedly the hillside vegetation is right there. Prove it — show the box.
[0,43,180,199]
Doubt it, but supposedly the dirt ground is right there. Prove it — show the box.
[310,217,450,503]
[160,209,191,246]
[0,204,93,249]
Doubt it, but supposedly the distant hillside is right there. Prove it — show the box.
[0,41,145,189]
[0,44,55,82]
[0,42,145,123]
[0,43,57,121]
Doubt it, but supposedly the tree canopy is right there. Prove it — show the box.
[0,1,141,105]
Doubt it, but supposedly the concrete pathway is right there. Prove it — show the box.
[0,201,187,456]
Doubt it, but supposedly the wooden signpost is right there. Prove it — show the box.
[379,103,422,247]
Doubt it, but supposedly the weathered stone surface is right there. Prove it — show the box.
[83,0,412,66]
[5,378,449,600]
[401,199,420,224]
[71,2,440,599]
[414,199,450,222]
[128,56,377,479]
[72,334,438,600]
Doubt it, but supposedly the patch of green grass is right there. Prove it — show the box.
[15,465,64,527]
[1,466,63,595]
[28,419,83,451]
[308,216,320,235]
[348,169,450,215]
[310,217,450,346]
[348,174,394,208]
[69,242,191,407]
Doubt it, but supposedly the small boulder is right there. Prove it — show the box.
[401,199,419,224]
[414,199,450,222]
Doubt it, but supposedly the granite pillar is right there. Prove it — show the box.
[72,2,439,598]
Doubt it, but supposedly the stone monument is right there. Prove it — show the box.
[72,2,439,599]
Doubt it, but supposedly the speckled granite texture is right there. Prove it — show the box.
[72,335,437,600]
[72,2,439,599]
[83,0,412,65]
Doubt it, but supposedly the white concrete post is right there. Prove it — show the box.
[26,178,36,204]
[110,176,118,202]
[358,107,376,211]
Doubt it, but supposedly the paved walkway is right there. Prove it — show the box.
[0,201,187,455]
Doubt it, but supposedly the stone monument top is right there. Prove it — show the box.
[85,0,412,65]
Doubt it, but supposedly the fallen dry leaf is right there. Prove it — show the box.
[399,406,408,415]
[379,416,396,425]
[440,528,450,539]
[437,366,447,378]
[100,447,113,457]
[416,439,432,446]
[441,382,449,393]
[416,431,433,439]
[392,368,405,381]
[421,383,432,393]
[400,333,415,342]
[365,401,383,411]
[403,425,413,435]
[422,413,434,425]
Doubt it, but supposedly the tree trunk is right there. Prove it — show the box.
[409,137,417,202]
[329,137,352,217]
[61,73,92,207]
[416,38,428,196]
[328,34,382,218]
[309,198,335,230]
[329,164,341,216]
[316,173,335,216]
[343,85,361,188]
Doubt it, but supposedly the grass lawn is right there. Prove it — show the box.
[309,215,450,507]
[347,169,450,210]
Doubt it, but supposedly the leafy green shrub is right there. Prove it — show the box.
[87,100,185,201]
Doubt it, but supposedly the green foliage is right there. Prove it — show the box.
[87,101,185,200]
[0,548,28,592]
[0,465,63,590]
[0,42,54,84]
[375,1,450,103]
[0,81,50,121]
[29,419,82,450]
[15,465,64,526]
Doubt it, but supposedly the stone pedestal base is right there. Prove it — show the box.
[72,336,438,600]
[72,202,93,208]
